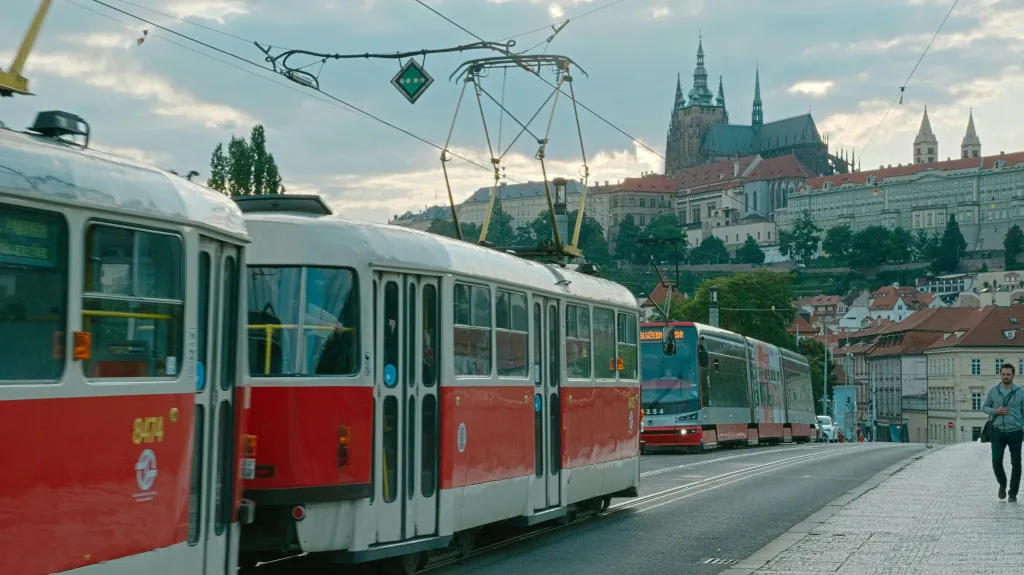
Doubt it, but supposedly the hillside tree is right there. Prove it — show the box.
[208,123,286,195]
[1004,224,1023,270]
[735,235,766,264]
[821,225,854,262]
[780,210,821,265]
[933,214,967,273]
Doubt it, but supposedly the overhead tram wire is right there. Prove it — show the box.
[499,0,631,43]
[104,0,256,45]
[857,0,960,160]
[70,0,624,233]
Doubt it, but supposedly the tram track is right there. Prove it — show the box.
[639,442,827,479]
[418,444,874,573]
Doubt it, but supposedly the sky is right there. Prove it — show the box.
[2,0,1022,224]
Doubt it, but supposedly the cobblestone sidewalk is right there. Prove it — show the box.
[727,442,1024,575]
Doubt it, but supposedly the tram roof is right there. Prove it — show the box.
[243,211,639,310]
[0,128,247,239]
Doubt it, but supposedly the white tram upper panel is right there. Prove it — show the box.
[0,128,247,238]
[243,211,638,309]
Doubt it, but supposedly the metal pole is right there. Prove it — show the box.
[871,363,877,442]
[823,331,829,416]
[708,286,719,328]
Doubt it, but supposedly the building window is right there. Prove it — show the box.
[971,392,982,411]
[971,358,981,375]
[995,358,1004,374]
[639,198,646,208]
[639,215,646,227]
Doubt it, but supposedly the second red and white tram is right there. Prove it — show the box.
[234,195,642,572]
[639,322,815,451]
[0,112,255,575]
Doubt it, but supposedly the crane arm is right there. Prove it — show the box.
[1,0,53,97]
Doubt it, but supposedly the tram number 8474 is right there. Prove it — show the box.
[132,417,165,445]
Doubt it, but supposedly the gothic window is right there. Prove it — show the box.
[753,193,758,213]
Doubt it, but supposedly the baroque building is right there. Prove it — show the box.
[664,38,847,177]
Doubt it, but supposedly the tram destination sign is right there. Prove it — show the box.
[0,212,58,268]
[391,59,434,104]
[640,329,685,342]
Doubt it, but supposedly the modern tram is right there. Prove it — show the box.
[0,111,255,575]
[233,195,643,573]
[639,321,816,452]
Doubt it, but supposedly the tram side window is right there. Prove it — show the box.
[453,282,492,376]
[422,284,439,386]
[83,225,183,379]
[565,304,591,379]
[0,205,68,381]
[495,290,528,378]
[616,313,638,380]
[593,308,616,379]
[247,266,359,376]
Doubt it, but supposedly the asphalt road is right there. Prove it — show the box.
[427,442,926,575]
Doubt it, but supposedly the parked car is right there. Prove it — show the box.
[817,415,839,443]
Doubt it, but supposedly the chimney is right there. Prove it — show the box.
[733,160,739,177]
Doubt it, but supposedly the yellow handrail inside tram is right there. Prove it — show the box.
[247,324,354,375]
[83,310,172,320]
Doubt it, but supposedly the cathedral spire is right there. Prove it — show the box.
[687,36,714,106]
[913,105,938,163]
[752,65,763,128]
[674,73,685,111]
[961,108,981,159]
[717,75,728,123]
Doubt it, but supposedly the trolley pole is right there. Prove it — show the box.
[708,286,719,328]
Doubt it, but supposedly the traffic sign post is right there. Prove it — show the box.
[391,59,434,104]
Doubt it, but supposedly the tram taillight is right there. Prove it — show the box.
[73,331,91,361]
[338,426,350,467]
[243,434,257,457]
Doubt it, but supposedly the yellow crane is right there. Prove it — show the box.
[1,0,53,97]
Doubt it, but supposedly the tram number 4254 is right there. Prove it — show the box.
[132,416,165,444]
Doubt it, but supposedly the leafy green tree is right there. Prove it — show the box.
[641,214,688,264]
[690,235,729,264]
[849,226,891,268]
[912,229,941,262]
[735,235,766,264]
[426,218,480,242]
[671,270,796,348]
[209,123,285,196]
[207,143,228,192]
[821,225,854,262]
[933,214,967,273]
[527,210,609,264]
[886,227,914,264]
[798,337,838,415]
[781,210,821,264]
[481,197,515,247]
[613,214,642,264]
[1004,224,1023,270]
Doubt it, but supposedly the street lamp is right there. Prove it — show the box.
[709,286,719,328]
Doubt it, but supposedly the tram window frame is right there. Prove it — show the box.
[495,289,528,378]
[565,304,592,380]
[82,222,184,381]
[592,307,616,380]
[422,283,439,387]
[383,281,400,387]
[616,312,639,381]
[0,203,69,382]
[246,265,360,377]
[453,282,492,377]
[532,302,542,387]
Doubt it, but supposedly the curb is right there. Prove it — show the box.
[719,445,943,575]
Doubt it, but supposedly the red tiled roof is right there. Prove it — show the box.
[675,156,758,192]
[614,174,678,193]
[876,307,975,334]
[869,286,933,311]
[801,295,841,307]
[803,150,1024,191]
[744,154,814,181]
[869,331,946,357]
[926,305,1024,349]
[787,314,814,334]
[641,281,686,308]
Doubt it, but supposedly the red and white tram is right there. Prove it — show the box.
[0,112,255,575]
[234,195,642,572]
[639,322,815,452]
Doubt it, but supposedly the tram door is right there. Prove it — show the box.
[529,296,562,511]
[189,238,243,575]
[374,272,441,543]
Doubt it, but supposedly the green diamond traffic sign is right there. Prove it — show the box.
[391,59,434,104]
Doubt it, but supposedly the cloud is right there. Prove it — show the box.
[651,6,670,18]
[165,1,250,23]
[305,141,661,223]
[92,143,173,166]
[548,3,565,18]
[947,65,1024,105]
[4,50,255,130]
[787,80,836,98]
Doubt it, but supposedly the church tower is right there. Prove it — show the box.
[961,109,981,159]
[664,36,727,174]
[913,106,938,164]
[752,66,763,128]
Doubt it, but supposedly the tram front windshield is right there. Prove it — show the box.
[640,326,699,415]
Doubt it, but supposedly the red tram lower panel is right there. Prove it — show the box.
[562,386,640,469]
[0,393,193,575]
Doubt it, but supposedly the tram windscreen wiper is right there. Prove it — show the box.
[646,378,681,411]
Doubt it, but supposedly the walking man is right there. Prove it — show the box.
[982,363,1023,502]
